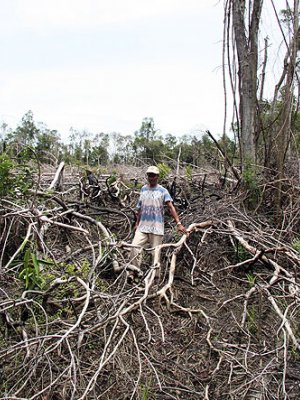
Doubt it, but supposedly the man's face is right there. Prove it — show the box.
[147,173,159,187]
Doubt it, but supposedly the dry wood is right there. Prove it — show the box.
[0,164,300,399]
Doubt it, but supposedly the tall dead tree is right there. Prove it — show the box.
[225,0,300,220]
[229,0,263,166]
[271,0,299,213]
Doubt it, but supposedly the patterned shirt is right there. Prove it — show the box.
[137,184,173,235]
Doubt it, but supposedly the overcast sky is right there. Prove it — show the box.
[0,0,287,141]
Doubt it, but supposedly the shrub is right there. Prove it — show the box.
[0,154,14,196]
[242,162,261,209]
[0,153,33,197]
[157,162,171,180]
[291,237,300,253]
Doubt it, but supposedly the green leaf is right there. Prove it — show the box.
[31,253,40,275]
[23,249,31,269]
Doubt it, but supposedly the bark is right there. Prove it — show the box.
[231,0,263,165]
[273,0,299,216]
[48,161,65,190]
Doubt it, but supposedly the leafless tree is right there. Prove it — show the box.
[224,0,263,165]
[224,0,299,173]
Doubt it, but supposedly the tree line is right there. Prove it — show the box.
[0,111,237,168]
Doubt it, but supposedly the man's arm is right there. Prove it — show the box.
[135,209,141,230]
[166,201,186,233]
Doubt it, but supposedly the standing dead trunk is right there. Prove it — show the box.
[231,0,263,166]
[273,0,299,218]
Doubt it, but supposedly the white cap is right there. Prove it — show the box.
[146,166,160,175]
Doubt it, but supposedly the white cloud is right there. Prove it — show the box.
[0,61,225,138]
[0,0,227,139]
[1,0,221,32]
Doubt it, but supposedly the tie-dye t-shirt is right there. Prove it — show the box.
[137,184,173,235]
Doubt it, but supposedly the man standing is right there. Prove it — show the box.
[129,165,186,275]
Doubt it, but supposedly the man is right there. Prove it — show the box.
[129,165,186,276]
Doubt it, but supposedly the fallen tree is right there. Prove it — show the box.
[0,164,300,399]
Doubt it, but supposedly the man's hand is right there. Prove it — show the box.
[177,222,187,234]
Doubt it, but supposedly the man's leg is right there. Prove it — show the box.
[148,234,163,276]
[129,230,149,269]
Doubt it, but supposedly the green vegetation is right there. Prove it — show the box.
[242,161,261,208]
[236,243,250,262]
[291,237,300,253]
[0,112,238,170]
[246,305,258,335]
[18,250,47,290]
[246,273,256,288]
[185,164,193,180]
[0,153,33,197]
[157,162,171,180]
[140,381,152,400]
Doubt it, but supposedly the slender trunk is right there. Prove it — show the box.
[232,0,263,166]
[274,0,299,219]
[258,37,269,165]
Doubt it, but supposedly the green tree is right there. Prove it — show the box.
[35,126,61,164]
[163,134,178,159]
[67,128,91,164]
[110,132,134,163]
[132,117,160,161]
[90,132,110,166]
[6,111,40,158]
[0,153,33,197]
[16,110,39,146]
[0,122,9,153]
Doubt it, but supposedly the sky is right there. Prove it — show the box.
[0,0,288,142]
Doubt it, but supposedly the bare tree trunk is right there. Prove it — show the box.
[49,161,65,191]
[258,37,269,165]
[273,0,299,217]
[231,0,263,166]
[259,37,268,103]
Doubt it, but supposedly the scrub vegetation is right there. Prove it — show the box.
[1,2,300,398]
